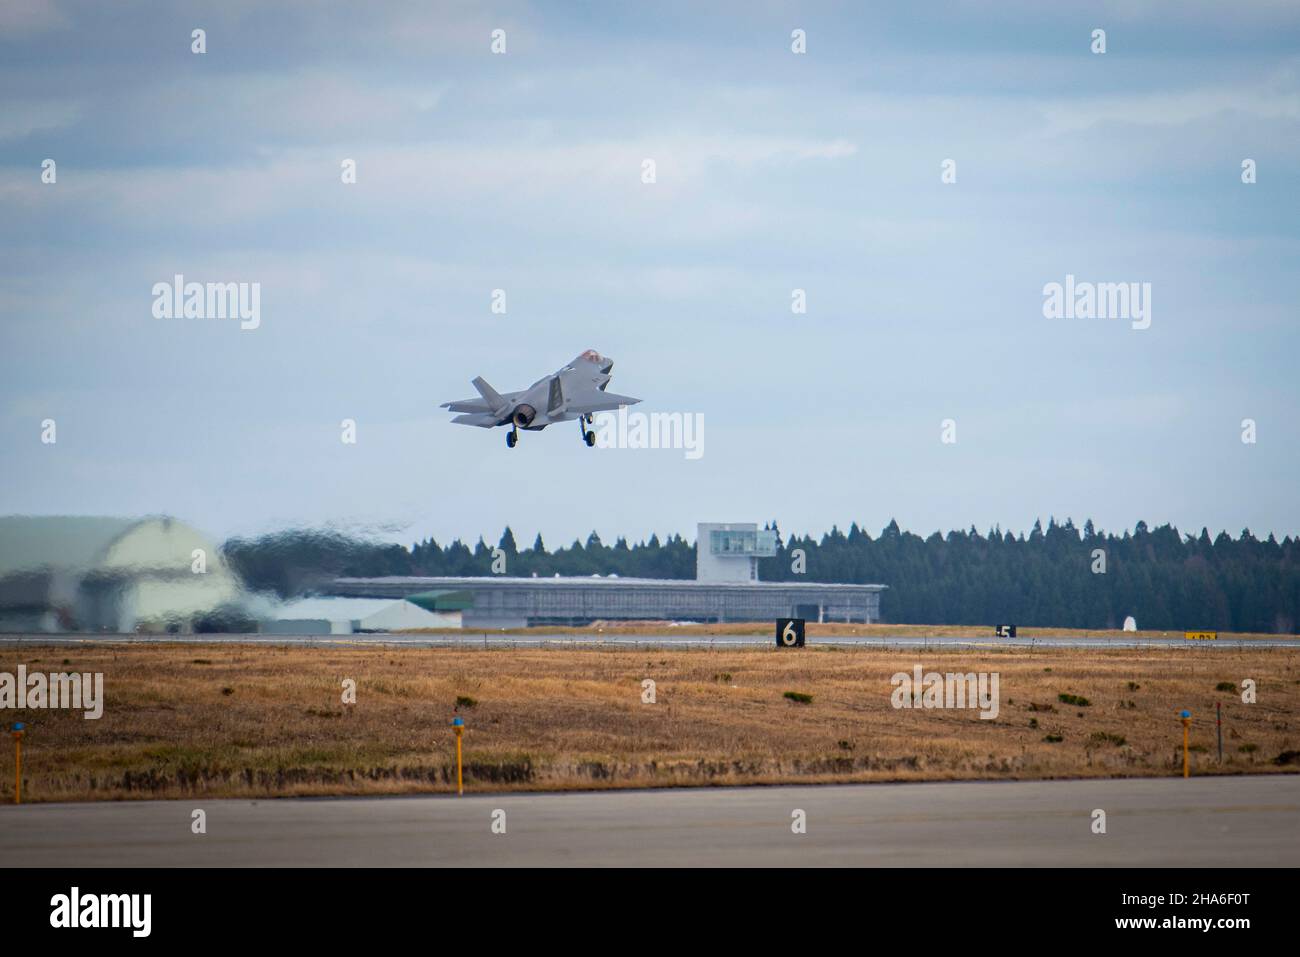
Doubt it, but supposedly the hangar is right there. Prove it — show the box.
[331,523,886,628]
[261,592,472,634]
[0,515,245,633]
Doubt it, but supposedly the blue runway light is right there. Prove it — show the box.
[452,717,464,727]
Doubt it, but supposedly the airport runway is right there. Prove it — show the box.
[2,776,1297,867]
[2,632,1297,650]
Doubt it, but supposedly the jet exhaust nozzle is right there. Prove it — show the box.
[511,404,537,427]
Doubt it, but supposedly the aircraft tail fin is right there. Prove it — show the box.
[472,376,508,414]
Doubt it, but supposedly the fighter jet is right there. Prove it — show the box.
[441,349,640,448]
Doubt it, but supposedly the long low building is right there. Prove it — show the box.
[330,575,886,628]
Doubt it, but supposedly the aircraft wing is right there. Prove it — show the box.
[565,392,641,414]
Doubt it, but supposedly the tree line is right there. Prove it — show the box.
[222,518,1300,633]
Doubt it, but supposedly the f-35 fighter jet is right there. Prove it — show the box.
[441,350,640,448]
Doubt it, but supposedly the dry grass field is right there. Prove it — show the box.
[2,643,1297,802]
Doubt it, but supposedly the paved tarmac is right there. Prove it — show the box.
[2,776,1296,867]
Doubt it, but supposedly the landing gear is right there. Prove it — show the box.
[584,430,596,447]
[579,416,595,447]
[506,428,518,448]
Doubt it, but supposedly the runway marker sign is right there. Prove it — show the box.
[452,716,464,796]
[1184,631,1217,641]
[995,624,1017,638]
[776,618,805,648]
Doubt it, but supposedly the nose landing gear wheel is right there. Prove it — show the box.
[506,429,518,448]
[584,430,596,447]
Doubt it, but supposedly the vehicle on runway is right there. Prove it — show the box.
[441,350,641,448]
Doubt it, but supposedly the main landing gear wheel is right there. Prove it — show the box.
[506,429,518,448]
[584,430,596,447]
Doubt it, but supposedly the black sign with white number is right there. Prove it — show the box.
[776,618,806,647]
[995,624,1017,638]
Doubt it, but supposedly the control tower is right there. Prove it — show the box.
[695,522,778,583]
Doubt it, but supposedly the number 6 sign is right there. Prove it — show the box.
[776,618,805,648]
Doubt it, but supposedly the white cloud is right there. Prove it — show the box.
[0,98,81,140]
[1037,75,1300,137]
[0,0,69,36]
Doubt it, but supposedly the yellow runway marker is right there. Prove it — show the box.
[452,716,464,796]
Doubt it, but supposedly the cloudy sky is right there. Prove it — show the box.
[2,1,1297,549]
